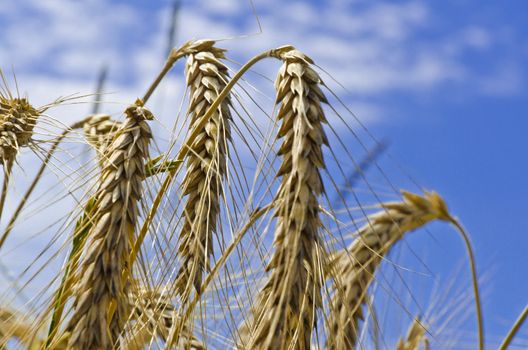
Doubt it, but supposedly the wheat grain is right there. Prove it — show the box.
[327,191,450,349]
[65,100,153,350]
[241,49,328,350]
[175,42,232,297]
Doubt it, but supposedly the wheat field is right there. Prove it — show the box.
[0,3,526,350]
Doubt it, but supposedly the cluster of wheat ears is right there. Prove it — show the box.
[0,39,525,350]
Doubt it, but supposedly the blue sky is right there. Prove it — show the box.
[0,0,527,348]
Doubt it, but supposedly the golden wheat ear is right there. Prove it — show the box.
[326,191,450,350]
[396,317,428,350]
[175,42,232,298]
[0,96,39,166]
[240,48,328,350]
[0,94,41,219]
[64,101,153,350]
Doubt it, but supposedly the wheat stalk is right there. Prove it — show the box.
[396,317,428,350]
[241,49,328,350]
[65,100,153,350]
[499,304,528,350]
[326,191,450,349]
[175,42,232,297]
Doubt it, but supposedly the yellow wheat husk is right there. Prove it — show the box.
[327,191,449,349]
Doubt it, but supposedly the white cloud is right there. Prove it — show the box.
[463,26,492,50]
[1,0,519,103]
[479,63,523,96]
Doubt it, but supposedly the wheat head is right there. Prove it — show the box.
[65,101,153,350]
[327,191,449,349]
[396,317,428,350]
[0,95,39,167]
[175,42,232,296]
[241,49,328,350]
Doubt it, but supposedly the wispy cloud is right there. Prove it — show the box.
[0,0,523,110]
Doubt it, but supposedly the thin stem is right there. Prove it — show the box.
[0,159,13,222]
[142,57,177,104]
[448,216,484,350]
[0,117,91,251]
[499,304,528,350]
[45,197,96,348]
[164,204,274,349]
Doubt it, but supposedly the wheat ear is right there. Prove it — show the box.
[0,94,40,219]
[65,100,153,350]
[242,49,328,350]
[125,287,205,350]
[175,42,232,296]
[0,95,39,166]
[83,113,123,166]
[396,317,428,350]
[327,191,450,349]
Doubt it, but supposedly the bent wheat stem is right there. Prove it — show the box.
[447,217,484,350]
[499,304,528,350]
[327,191,450,349]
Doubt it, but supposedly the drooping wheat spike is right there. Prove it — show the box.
[0,93,41,220]
[125,287,205,350]
[83,113,123,166]
[242,49,328,350]
[0,95,39,167]
[175,42,232,296]
[396,317,428,350]
[65,100,153,350]
[327,191,450,349]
